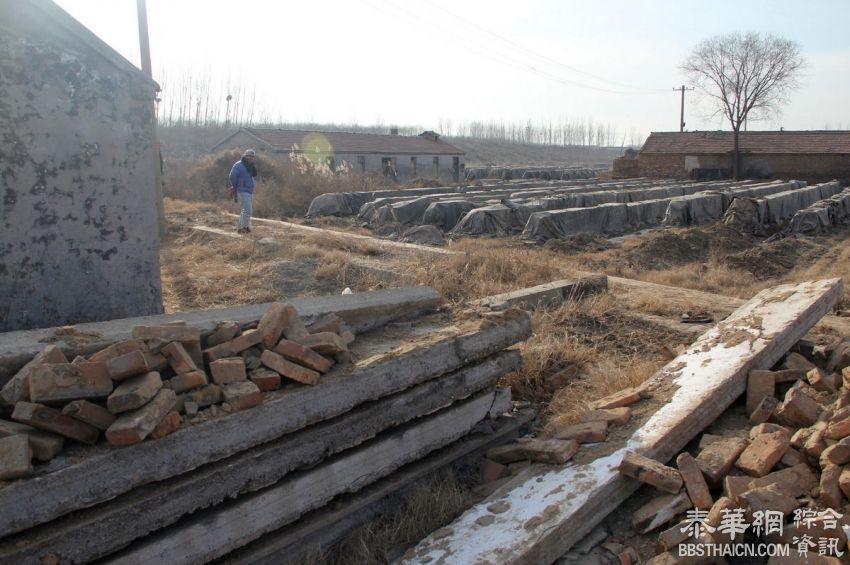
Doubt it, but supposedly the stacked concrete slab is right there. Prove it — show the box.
[787,184,850,235]
[0,287,532,564]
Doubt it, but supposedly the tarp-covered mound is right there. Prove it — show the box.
[307,192,373,217]
[662,192,725,226]
[721,197,767,235]
[421,200,479,231]
[452,202,543,236]
[402,225,447,245]
[523,203,629,241]
[787,186,850,235]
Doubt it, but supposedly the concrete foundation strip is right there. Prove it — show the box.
[0,286,443,383]
[224,409,536,565]
[399,278,843,564]
[469,275,608,311]
[0,309,531,537]
[0,351,521,563]
[226,214,463,255]
[103,391,501,564]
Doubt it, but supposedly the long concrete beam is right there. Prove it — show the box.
[226,409,536,565]
[400,278,843,564]
[0,351,521,563]
[0,286,442,382]
[0,309,531,537]
[104,391,500,565]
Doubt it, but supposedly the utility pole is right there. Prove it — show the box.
[673,85,694,132]
[136,0,165,238]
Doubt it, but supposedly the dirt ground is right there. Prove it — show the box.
[159,198,850,564]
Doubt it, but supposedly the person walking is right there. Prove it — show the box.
[228,149,257,233]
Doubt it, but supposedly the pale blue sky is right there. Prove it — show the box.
[54,0,850,141]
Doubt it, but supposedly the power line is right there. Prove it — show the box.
[428,0,669,93]
[362,0,663,96]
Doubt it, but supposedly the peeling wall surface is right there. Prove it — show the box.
[0,2,163,331]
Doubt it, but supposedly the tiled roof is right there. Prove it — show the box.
[243,128,465,155]
[641,131,850,155]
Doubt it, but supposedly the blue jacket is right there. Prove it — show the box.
[228,160,255,194]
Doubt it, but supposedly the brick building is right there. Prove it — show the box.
[211,128,466,183]
[636,131,850,183]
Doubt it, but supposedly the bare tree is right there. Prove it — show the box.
[681,32,804,179]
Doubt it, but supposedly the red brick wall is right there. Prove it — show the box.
[638,153,850,182]
[612,155,639,179]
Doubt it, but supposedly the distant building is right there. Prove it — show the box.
[0,0,163,331]
[211,128,466,183]
[636,131,850,182]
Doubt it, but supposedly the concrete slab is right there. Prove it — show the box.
[0,286,442,383]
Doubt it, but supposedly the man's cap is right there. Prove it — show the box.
[243,149,256,157]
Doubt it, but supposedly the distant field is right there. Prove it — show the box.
[447,136,625,167]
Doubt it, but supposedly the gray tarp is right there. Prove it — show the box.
[452,202,543,235]
[522,203,629,241]
[421,200,479,231]
[307,192,373,217]
[626,199,671,230]
[662,192,725,226]
[388,196,437,225]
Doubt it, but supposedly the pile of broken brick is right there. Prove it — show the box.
[616,338,850,563]
[0,303,353,481]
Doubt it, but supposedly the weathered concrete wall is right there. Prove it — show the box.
[0,1,163,331]
[215,136,464,182]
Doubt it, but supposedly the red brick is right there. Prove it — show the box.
[738,483,800,517]
[677,452,713,510]
[723,475,752,500]
[843,367,850,390]
[749,396,779,424]
[131,325,201,343]
[619,451,683,493]
[294,332,348,356]
[821,442,850,466]
[706,497,739,530]
[589,388,642,410]
[260,350,320,385]
[580,407,632,426]
[696,437,749,485]
[149,411,181,440]
[0,435,32,480]
[221,381,262,411]
[748,463,819,497]
[776,387,821,427]
[826,338,850,373]
[0,344,68,405]
[205,321,241,348]
[105,389,177,447]
[339,330,355,346]
[28,363,113,405]
[780,447,807,467]
[486,438,578,465]
[161,341,199,375]
[0,420,64,462]
[12,402,100,444]
[802,429,828,459]
[107,350,150,381]
[747,369,775,415]
[107,372,163,414]
[819,464,845,509]
[280,305,309,340]
[748,423,789,439]
[183,341,204,368]
[273,340,334,373]
[784,352,817,372]
[771,368,807,383]
[808,367,839,393]
[307,313,342,335]
[249,368,281,392]
[88,339,146,363]
[826,418,850,440]
[839,467,850,500]
[258,303,298,348]
[62,400,116,430]
[203,329,262,363]
[735,431,789,477]
[169,370,208,393]
[209,358,247,385]
[549,420,607,443]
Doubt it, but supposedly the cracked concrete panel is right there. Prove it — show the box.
[0,1,163,331]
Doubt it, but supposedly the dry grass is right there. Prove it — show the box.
[160,232,283,311]
[303,469,475,565]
